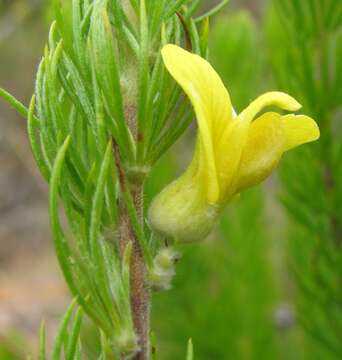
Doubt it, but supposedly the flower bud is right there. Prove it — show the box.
[155,248,180,269]
[115,328,140,360]
[148,248,180,290]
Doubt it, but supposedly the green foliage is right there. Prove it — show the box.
[3,0,341,359]
[0,1,230,358]
[219,190,277,359]
[37,301,83,360]
[266,0,342,358]
[186,339,193,360]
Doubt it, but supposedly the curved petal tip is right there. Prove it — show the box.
[282,114,320,151]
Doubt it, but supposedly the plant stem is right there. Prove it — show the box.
[116,98,150,359]
[119,186,150,360]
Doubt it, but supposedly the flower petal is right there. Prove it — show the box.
[235,112,320,193]
[235,112,285,192]
[161,44,232,203]
[238,91,302,124]
[282,114,320,151]
[216,118,251,201]
[217,91,302,199]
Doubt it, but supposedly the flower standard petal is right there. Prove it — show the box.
[161,44,233,203]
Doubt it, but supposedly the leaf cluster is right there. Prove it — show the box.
[0,0,231,358]
[267,0,342,357]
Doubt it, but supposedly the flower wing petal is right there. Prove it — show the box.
[161,44,233,203]
[236,112,285,192]
[235,112,320,193]
[282,114,320,151]
[216,91,302,199]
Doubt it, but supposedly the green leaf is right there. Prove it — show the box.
[186,338,193,360]
[165,0,188,18]
[187,0,201,18]
[136,0,150,163]
[89,0,134,162]
[66,307,83,360]
[61,53,96,134]
[27,95,51,181]
[88,141,118,325]
[195,0,230,22]
[49,135,89,312]
[53,0,74,57]
[99,331,108,360]
[0,87,31,119]
[38,321,46,360]
[52,299,78,360]
[121,185,153,268]
[149,0,166,36]
[89,141,112,257]
[72,0,88,75]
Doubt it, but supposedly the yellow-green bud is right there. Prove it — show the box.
[148,248,180,290]
[115,329,140,360]
[155,248,180,270]
[148,266,174,291]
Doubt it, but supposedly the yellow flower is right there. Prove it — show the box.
[148,44,320,243]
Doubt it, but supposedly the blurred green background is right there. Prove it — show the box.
[0,0,341,359]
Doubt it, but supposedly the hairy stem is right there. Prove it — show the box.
[119,186,150,360]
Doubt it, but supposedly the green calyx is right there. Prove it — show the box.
[148,178,220,243]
